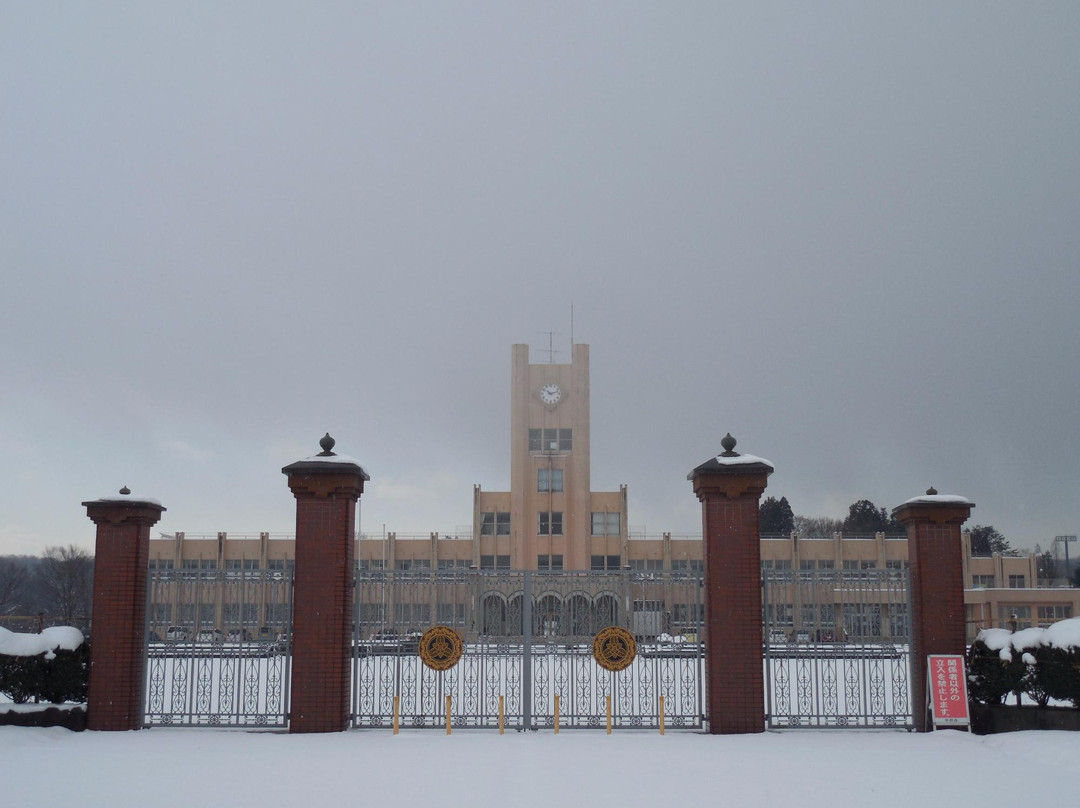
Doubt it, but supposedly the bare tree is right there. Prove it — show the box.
[0,558,30,613]
[36,545,94,624]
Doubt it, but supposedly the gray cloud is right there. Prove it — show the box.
[2,3,1078,555]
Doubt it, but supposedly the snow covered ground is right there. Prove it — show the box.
[1,724,1077,807]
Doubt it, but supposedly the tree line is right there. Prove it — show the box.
[0,546,93,631]
[760,496,1022,560]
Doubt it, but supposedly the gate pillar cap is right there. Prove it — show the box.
[282,433,370,480]
[688,433,774,481]
[82,486,166,511]
[892,488,974,525]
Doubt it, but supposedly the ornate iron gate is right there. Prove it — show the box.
[763,569,912,729]
[352,570,704,730]
[143,568,293,726]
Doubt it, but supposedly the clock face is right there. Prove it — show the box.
[539,383,563,405]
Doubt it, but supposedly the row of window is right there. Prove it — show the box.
[150,602,290,625]
[766,602,910,638]
[762,560,911,571]
[528,428,573,452]
[997,604,1073,630]
[481,510,622,537]
[150,558,286,571]
[973,574,1028,588]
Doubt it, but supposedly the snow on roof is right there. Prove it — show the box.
[0,626,84,658]
[900,494,973,506]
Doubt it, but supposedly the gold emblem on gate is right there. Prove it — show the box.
[592,626,637,672]
[418,626,464,671]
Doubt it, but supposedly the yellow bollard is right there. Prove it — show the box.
[393,695,399,734]
[446,695,452,735]
[606,695,612,735]
[499,695,505,735]
[659,696,665,735]
[554,694,560,734]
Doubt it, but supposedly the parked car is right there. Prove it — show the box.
[196,629,224,643]
[165,626,189,642]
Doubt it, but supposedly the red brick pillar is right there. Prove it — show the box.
[82,487,165,731]
[892,488,974,732]
[283,433,368,733]
[689,434,773,734]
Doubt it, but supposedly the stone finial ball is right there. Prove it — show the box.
[319,433,336,455]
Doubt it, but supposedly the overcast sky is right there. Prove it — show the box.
[2,3,1078,556]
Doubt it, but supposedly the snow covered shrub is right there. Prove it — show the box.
[966,633,1024,705]
[1029,619,1080,709]
[0,627,88,704]
[970,619,1080,709]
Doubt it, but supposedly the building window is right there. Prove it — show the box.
[1038,605,1072,622]
[358,559,385,571]
[538,468,564,492]
[394,603,432,625]
[480,512,511,536]
[766,604,794,627]
[591,512,621,537]
[842,560,859,570]
[972,574,995,588]
[538,554,564,571]
[394,559,431,570]
[437,603,466,624]
[1008,574,1026,589]
[479,555,510,570]
[998,605,1032,630]
[538,511,563,535]
[629,559,662,571]
[860,560,877,570]
[529,428,572,452]
[437,559,470,569]
[671,559,704,576]
[590,555,622,570]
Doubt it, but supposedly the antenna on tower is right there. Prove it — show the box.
[537,331,563,363]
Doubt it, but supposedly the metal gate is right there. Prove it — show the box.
[144,568,293,726]
[352,570,704,730]
[763,569,912,729]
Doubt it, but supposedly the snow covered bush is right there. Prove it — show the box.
[966,630,1025,705]
[969,618,1080,709]
[0,627,88,705]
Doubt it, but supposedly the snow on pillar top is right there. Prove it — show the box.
[687,433,775,480]
[281,433,370,480]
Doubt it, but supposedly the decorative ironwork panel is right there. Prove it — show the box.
[144,569,292,727]
[351,570,704,730]
[763,569,912,729]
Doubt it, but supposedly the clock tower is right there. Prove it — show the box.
[474,343,627,571]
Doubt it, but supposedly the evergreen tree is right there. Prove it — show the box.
[759,496,795,534]
[842,499,889,535]
[969,525,1012,557]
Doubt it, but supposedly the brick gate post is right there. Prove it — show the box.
[892,488,974,732]
[82,487,165,731]
[283,434,368,733]
[689,434,772,734]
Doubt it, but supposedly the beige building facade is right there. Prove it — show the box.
[148,342,1079,641]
